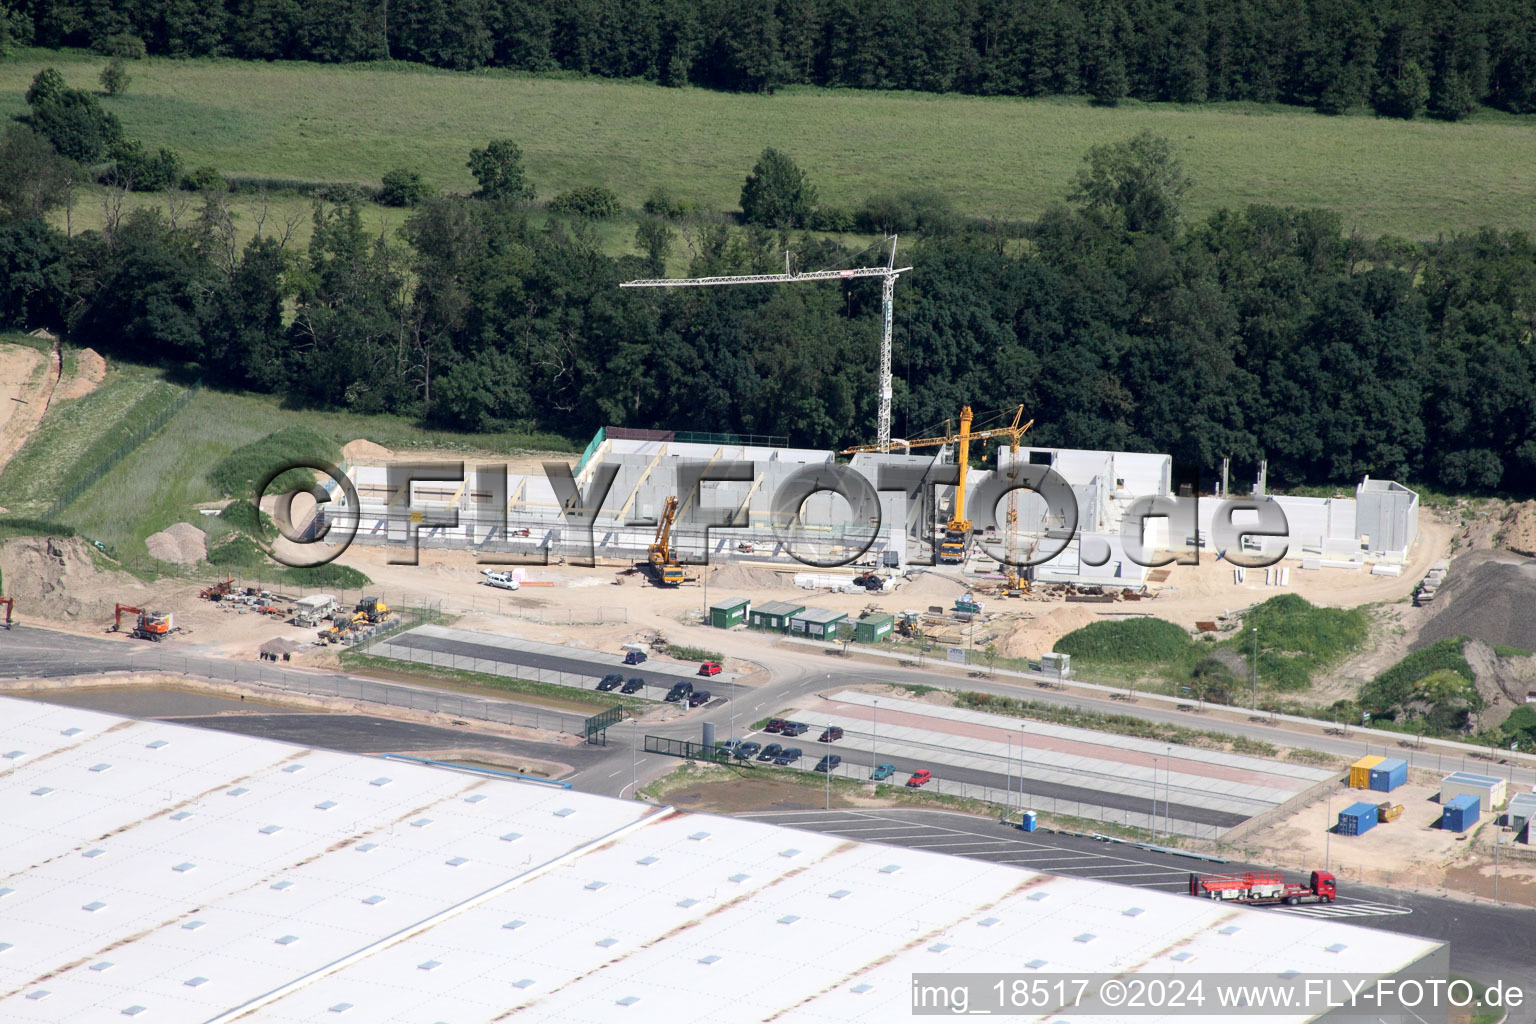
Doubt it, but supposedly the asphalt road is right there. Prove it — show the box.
[743,807,1536,1006]
[384,631,705,691]
[165,712,611,768]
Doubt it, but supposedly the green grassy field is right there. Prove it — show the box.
[4,49,1535,240]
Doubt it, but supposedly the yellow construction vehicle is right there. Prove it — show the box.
[354,596,390,623]
[842,404,1033,567]
[645,496,685,586]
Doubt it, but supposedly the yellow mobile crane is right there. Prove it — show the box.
[842,405,1033,567]
[646,496,686,586]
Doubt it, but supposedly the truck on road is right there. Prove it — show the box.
[1188,870,1336,906]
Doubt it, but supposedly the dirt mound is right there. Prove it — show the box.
[145,522,207,564]
[0,536,154,623]
[1500,501,1536,558]
[994,604,1103,660]
[342,438,395,462]
[702,563,796,592]
[54,347,107,402]
[1416,550,1536,652]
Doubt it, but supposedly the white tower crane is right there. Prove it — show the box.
[620,236,911,452]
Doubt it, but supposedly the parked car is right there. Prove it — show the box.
[665,681,693,703]
[596,673,624,692]
[687,690,711,707]
[814,755,842,772]
[719,739,741,756]
[621,677,646,694]
[736,742,762,760]
[623,650,647,665]
[818,726,844,743]
[773,747,802,766]
[483,571,520,591]
[698,662,722,676]
[871,763,896,781]
[764,718,787,733]
[906,768,932,788]
[780,722,808,737]
[756,743,783,762]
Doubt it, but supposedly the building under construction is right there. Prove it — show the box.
[323,423,1419,588]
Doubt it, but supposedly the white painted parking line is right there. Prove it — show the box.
[896,839,1030,850]
[816,824,941,834]
[984,855,1107,865]
[1270,902,1413,919]
[1061,870,1191,880]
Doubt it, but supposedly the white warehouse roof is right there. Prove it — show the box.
[0,696,1441,1023]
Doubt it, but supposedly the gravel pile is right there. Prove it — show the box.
[1416,551,1536,651]
[145,522,207,564]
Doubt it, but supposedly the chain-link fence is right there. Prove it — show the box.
[43,380,203,520]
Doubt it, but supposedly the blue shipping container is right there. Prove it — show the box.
[1369,758,1408,793]
[1338,801,1379,836]
[1018,811,1037,832]
[1442,793,1480,833]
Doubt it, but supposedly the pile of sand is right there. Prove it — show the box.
[993,604,1103,660]
[1500,501,1536,558]
[1417,550,1536,652]
[145,522,207,564]
[703,563,795,591]
[0,536,153,622]
[342,438,394,462]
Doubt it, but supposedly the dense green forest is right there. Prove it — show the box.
[4,81,1535,494]
[3,0,1534,117]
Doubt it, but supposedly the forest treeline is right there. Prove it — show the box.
[4,0,1535,116]
[2,124,1535,495]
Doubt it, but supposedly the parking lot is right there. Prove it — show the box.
[739,692,1333,837]
[367,624,738,703]
[739,808,1416,921]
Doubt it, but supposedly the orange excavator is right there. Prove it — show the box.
[0,595,13,630]
[112,604,172,641]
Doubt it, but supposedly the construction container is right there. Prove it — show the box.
[1337,801,1379,836]
[1368,758,1408,793]
[1349,755,1385,789]
[1377,802,1403,822]
[853,613,894,644]
[1506,792,1536,834]
[749,600,805,632]
[1018,811,1037,832]
[708,598,749,630]
[1441,794,1480,833]
[788,608,848,640]
[1041,652,1072,678]
[1440,771,1508,811]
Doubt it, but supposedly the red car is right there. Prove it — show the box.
[764,718,787,733]
[906,769,932,788]
[698,662,722,676]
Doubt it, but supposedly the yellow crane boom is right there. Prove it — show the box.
[840,405,1033,565]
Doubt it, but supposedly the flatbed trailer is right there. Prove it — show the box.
[1188,869,1336,906]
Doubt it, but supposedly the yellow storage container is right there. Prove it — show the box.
[1349,755,1385,789]
[1377,802,1404,822]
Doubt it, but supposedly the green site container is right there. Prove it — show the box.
[709,598,749,629]
[854,613,894,644]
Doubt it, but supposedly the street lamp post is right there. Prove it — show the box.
[1151,757,1158,838]
[1006,735,1013,820]
[825,728,831,810]
[872,700,878,780]
[1250,628,1258,709]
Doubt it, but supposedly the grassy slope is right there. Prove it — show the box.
[0,363,181,517]
[53,382,579,552]
[3,49,1536,239]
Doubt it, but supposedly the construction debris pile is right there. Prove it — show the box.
[1413,560,1449,606]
